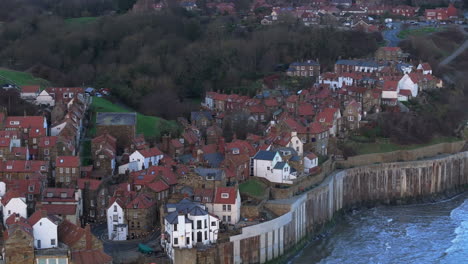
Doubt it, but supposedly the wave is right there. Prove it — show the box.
[441,200,468,264]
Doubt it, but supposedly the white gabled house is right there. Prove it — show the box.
[129,147,164,171]
[252,150,297,184]
[417,63,432,75]
[35,90,55,106]
[106,199,128,241]
[1,191,27,225]
[397,74,418,97]
[28,210,59,249]
[162,199,219,262]
[304,153,319,173]
[206,187,241,225]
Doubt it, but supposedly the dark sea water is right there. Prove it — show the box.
[292,192,468,264]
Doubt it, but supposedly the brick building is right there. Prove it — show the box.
[55,156,80,188]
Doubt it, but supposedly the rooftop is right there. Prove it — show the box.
[96,112,137,126]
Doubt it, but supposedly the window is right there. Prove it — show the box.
[113,205,117,212]
[28,185,34,192]
[222,205,226,212]
[60,192,67,198]
[223,216,226,222]
[204,220,207,228]
[134,212,138,219]
[267,167,270,171]
[197,220,202,229]
[221,193,229,199]
[51,239,56,246]
[174,224,177,231]
[228,216,231,222]
[59,168,63,173]
[66,176,70,182]
[227,205,231,211]
[174,238,178,245]
[90,200,95,207]
[211,221,216,226]
[66,168,70,173]
[59,176,64,182]
[348,116,354,121]
[72,168,76,173]
[205,231,207,240]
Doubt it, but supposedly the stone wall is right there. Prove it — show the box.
[337,141,465,168]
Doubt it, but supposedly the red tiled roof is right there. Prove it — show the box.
[249,105,266,113]
[298,103,315,116]
[5,214,30,229]
[147,166,178,185]
[420,63,431,71]
[308,122,328,134]
[58,219,85,245]
[282,118,307,134]
[398,89,412,96]
[56,156,80,167]
[263,98,279,107]
[138,147,163,158]
[28,210,57,226]
[5,116,45,129]
[126,193,155,209]
[147,180,169,193]
[316,108,338,124]
[194,188,214,203]
[92,133,117,149]
[202,144,218,154]
[170,139,183,148]
[383,80,398,91]
[306,153,318,160]
[77,179,102,191]
[21,85,40,93]
[29,127,46,138]
[214,187,237,204]
[1,190,24,206]
[41,204,77,216]
[381,47,401,52]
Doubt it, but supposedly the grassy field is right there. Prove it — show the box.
[346,136,461,155]
[89,97,180,139]
[239,179,267,198]
[65,17,98,25]
[398,27,442,39]
[0,68,50,88]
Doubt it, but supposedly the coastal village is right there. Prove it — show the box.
[0,1,466,264]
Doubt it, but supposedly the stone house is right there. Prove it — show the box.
[286,60,320,77]
[38,188,81,225]
[191,111,213,131]
[375,47,403,61]
[55,156,80,188]
[37,136,58,161]
[0,160,49,181]
[78,178,108,224]
[58,220,112,264]
[96,112,137,152]
[3,219,35,264]
[91,133,117,176]
[343,100,362,131]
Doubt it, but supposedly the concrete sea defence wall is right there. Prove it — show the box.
[226,151,468,264]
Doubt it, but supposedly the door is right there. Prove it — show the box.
[197,231,202,242]
[37,240,41,249]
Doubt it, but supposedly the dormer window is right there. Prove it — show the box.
[320,118,325,122]
[45,141,49,145]
[28,185,34,192]
[47,192,53,198]
[60,192,67,198]
[221,193,229,199]
[6,165,12,170]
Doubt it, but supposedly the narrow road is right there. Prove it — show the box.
[382,22,401,47]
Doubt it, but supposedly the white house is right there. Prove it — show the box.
[1,191,27,225]
[252,150,297,184]
[35,90,55,106]
[398,74,418,97]
[304,153,318,173]
[162,199,219,262]
[417,63,432,75]
[206,187,241,225]
[107,199,128,241]
[129,147,164,171]
[28,210,59,249]
[20,85,40,100]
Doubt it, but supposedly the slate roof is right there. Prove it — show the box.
[96,112,136,126]
[194,168,224,180]
[165,198,209,224]
[203,153,224,168]
[273,162,287,169]
[191,111,213,122]
[253,150,277,161]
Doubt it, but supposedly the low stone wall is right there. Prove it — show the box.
[270,159,335,200]
[337,141,465,168]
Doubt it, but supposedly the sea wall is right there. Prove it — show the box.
[337,141,465,168]
[227,151,468,264]
[172,151,468,264]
